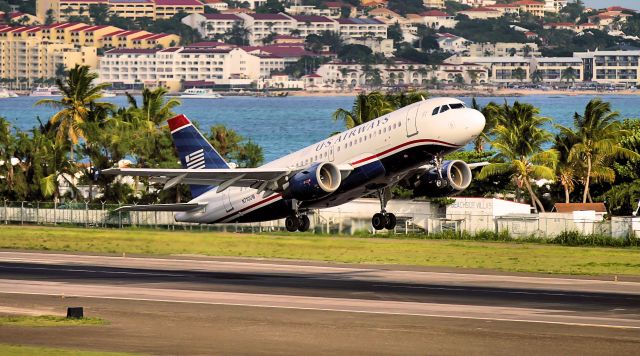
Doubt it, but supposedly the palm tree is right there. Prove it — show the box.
[512,67,526,82]
[125,87,181,126]
[478,102,558,212]
[553,132,579,203]
[557,99,640,203]
[561,67,577,85]
[332,92,393,129]
[530,70,543,84]
[470,98,499,153]
[35,64,113,160]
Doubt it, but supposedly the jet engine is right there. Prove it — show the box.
[285,162,342,201]
[410,160,472,197]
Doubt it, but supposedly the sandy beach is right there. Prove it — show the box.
[290,88,640,97]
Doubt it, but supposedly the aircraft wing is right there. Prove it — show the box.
[101,165,354,194]
[115,202,207,212]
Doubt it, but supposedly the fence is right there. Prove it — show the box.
[1,200,639,238]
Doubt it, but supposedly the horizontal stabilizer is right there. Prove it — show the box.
[467,162,490,169]
[115,203,207,212]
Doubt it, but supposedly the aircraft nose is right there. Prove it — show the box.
[466,108,486,136]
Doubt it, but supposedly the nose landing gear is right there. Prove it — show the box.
[371,187,397,231]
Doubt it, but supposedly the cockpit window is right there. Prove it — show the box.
[432,103,466,116]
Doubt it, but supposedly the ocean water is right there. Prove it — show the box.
[0,95,638,162]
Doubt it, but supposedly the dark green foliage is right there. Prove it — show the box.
[283,56,331,78]
[338,44,373,63]
[551,230,639,247]
[387,0,424,15]
[255,0,284,13]
[451,17,527,43]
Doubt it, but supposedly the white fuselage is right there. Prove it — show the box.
[176,97,485,224]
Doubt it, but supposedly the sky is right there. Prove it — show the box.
[582,0,640,10]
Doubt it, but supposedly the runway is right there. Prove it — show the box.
[1,251,639,354]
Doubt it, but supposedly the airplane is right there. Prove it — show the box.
[101,97,486,232]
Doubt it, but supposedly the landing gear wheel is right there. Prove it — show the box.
[285,216,299,232]
[384,213,397,230]
[372,213,386,230]
[298,215,310,232]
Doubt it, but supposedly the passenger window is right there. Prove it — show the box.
[432,107,439,115]
[393,123,396,129]
[440,105,450,113]
[450,103,465,109]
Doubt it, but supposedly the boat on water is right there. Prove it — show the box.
[29,86,62,97]
[179,88,223,99]
[0,88,18,98]
[102,90,117,98]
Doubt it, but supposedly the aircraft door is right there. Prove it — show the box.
[406,105,419,137]
[222,191,234,212]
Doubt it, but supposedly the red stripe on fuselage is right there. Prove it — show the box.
[350,139,460,166]
[213,193,283,223]
[168,114,190,132]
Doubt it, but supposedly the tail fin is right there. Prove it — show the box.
[167,114,229,198]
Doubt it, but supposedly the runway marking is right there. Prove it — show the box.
[0,265,186,277]
[1,279,639,330]
[2,289,639,330]
[371,284,640,300]
[1,251,639,289]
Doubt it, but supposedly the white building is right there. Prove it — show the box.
[468,42,540,57]
[532,57,583,83]
[450,0,496,6]
[97,46,261,91]
[436,62,489,84]
[181,13,242,39]
[285,5,332,18]
[421,10,458,29]
[544,0,568,12]
[336,18,387,39]
[316,60,431,88]
[345,36,394,56]
[289,15,338,37]
[237,13,296,45]
[574,50,640,86]
[436,33,470,54]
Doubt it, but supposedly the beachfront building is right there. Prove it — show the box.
[181,13,243,39]
[0,39,97,87]
[435,62,489,84]
[257,73,304,90]
[468,42,540,57]
[532,57,583,83]
[290,15,339,37]
[575,50,640,86]
[97,45,262,91]
[36,0,204,22]
[447,56,532,84]
[315,60,430,88]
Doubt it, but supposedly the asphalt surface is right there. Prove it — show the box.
[0,251,639,355]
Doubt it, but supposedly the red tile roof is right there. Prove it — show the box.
[460,7,499,12]
[106,48,159,54]
[554,203,607,213]
[202,13,241,20]
[244,13,291,21]
[420,10,450,17]
[291,15,334,23]
[512,0,544,5]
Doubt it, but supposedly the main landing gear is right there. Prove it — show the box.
[285,214,310,232]
[372,187,397,231]
[285,199,311,232]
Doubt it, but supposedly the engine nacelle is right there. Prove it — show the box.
[411,160,472,197]
[285,162,342,201]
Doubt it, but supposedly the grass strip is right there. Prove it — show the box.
[0,344,139,356]
[0,315,106,327]
[0,225,639,275]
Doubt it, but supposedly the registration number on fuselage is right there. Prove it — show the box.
[242,194,256,204]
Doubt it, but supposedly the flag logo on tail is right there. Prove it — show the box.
[186,149,206,169]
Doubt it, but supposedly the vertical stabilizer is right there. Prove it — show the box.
[167,114,228,197]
